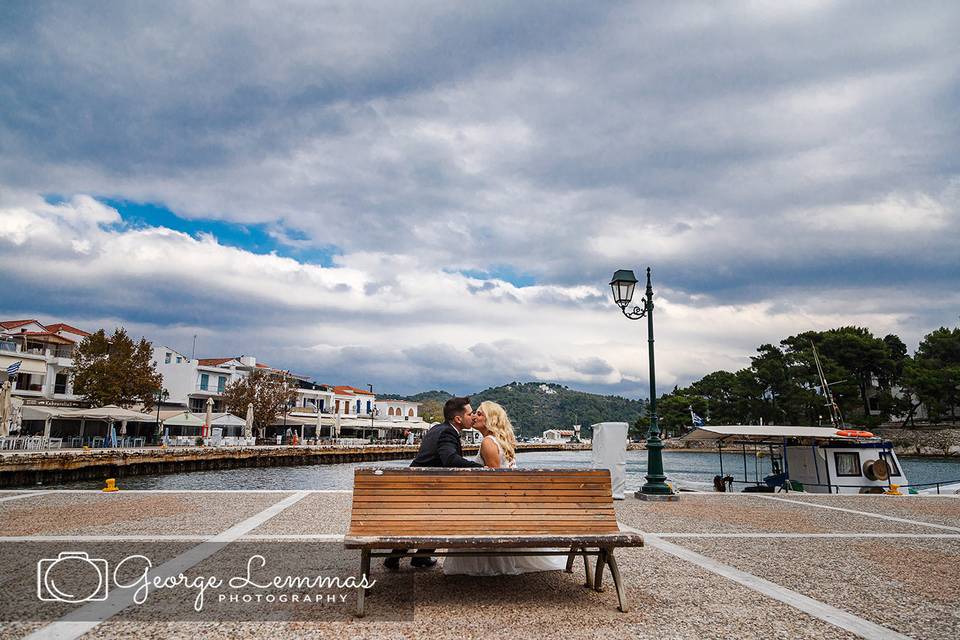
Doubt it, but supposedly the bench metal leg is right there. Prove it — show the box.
[582,548,594,588]
[356,549,370,617]
[607,549,628,613]
[593,548,607,592]
[565,545,578,573]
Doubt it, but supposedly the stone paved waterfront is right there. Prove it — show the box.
[0,490,957,639]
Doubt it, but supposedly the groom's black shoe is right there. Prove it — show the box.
[383,556,401,570]
[410,556,437,569]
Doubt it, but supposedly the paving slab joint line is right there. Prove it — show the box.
[617,522,913,640]
[21,490,310,640]
[753,495,960,533]
[0,491,47,503]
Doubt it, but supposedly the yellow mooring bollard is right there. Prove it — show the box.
[102,478,119,493]
[885,484,902,496]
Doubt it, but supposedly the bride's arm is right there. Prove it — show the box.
[479,437,501,468]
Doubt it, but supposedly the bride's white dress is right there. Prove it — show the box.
[442,435,567,576]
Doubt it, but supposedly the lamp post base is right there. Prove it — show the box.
[634,491,681,502]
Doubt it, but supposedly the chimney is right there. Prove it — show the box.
[239,355,256,367]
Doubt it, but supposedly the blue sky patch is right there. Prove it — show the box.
[95,198,339,266]
[457,266,536,287]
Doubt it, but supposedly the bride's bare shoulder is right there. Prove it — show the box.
[479,435,501,467]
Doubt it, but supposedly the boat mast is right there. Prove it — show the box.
[811,341,844,428]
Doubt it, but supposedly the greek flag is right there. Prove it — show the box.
[690,408,704,427]
[5,361,21,378]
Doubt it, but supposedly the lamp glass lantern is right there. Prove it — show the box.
[609,269,638,309]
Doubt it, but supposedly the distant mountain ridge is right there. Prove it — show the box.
[381,382,646,438]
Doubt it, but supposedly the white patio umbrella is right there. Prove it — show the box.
[245,403,254,440]
[334,412,341,440]
[204,398,214,439]
[315,410,322,441]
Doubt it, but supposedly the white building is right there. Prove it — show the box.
[543,429,575,443]
[375,399,420,422]
[152,346,262,413]
[0,319,89,405]
[293,380,335,414]
[332,385,376,417]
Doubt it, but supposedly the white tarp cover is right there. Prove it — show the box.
[159,411,205,427]
[681,424,875,443]
[64,405,155,422]
[592,421,628,499]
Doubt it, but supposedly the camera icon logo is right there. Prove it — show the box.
[37,551,109,603]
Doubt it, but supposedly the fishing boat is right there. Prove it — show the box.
[681,424,906,494]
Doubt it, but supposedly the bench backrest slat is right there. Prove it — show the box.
[348,468,620,537]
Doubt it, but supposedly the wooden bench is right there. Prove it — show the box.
[344,467,643,616]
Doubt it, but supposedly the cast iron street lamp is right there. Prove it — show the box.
[609,268,676,500]
[368,384,375,440]
[155,387,169,444]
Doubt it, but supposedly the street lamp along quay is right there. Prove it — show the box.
[609,267,678,501]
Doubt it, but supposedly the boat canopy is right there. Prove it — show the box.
[681,424,878,444]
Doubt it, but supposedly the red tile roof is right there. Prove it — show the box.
[198,358,273,369]
[45,323,91,337]
[334,385,374,395]
[197,357,235,366]
[21,331,75,344]
[0,319,40,330]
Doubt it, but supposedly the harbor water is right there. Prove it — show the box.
[37,449,959,491]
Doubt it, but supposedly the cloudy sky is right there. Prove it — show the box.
[1,1,958,398]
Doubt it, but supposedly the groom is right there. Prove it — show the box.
[384,396,482,570]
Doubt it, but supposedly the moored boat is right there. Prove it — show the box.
[682,424,907,494]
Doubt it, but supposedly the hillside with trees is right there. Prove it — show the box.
[385,383,646,439]
[384,325,959,438]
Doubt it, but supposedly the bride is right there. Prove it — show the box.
[442,400,566,576]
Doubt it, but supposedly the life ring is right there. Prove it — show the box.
[835,429,874,438]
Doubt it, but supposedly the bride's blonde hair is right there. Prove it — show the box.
[479,400,517,464]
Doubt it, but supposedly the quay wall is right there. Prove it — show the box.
[0,443,589,488]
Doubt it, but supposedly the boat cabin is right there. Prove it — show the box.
[682,425,907,494]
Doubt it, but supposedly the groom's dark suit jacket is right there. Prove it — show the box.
[410,422,483,468]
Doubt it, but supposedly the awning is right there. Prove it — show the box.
[63,405,156,422]
[209,413,246,427]
[681,425,877,444]
[161,411,206,427]
[21,406,71,421]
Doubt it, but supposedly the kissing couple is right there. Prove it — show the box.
[385,396,565,576]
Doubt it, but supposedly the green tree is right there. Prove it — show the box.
[72,328,162,410]
[902,327,960,423]
[418,399,444,424]
[222,369,298,436]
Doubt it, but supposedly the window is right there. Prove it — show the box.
[54,372,68,395]
[356,400,361,414]
[834,452,862,477]
[879,452,901,477]
[176,356,182,363]
[200,373,209,391]
[165,352,172,364]
[217,376,226,393]
[366,400,372,414]
[318,399,324,411]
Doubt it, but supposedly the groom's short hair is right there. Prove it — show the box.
[443,396,471,423]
